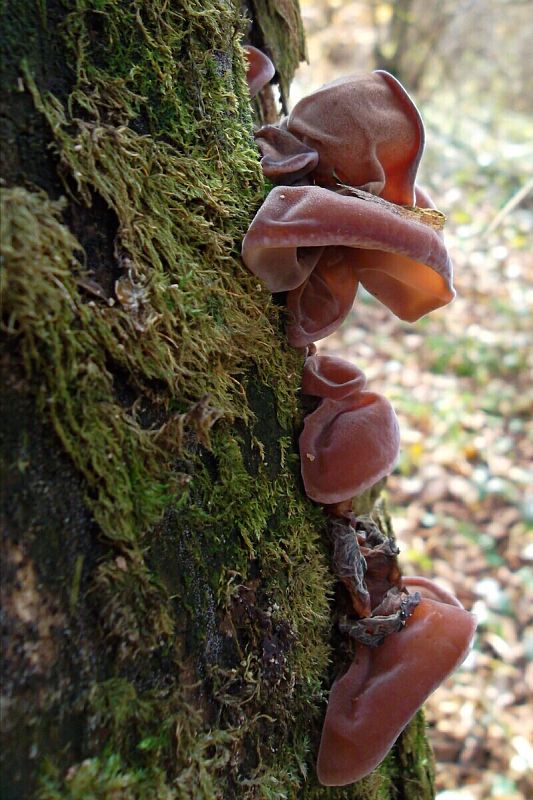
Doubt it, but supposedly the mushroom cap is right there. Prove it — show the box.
[267,70,425,204]
[301,353,367,400]
[403,575,464,608]
[287,250,359,347]
[254,123,319,185]
[244,46,275,98]
[242,184,454,336]
[316,595,477,786]
[299,355,400,504]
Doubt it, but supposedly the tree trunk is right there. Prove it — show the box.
[0,2,435,798]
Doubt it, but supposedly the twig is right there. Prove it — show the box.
[485,177,533,235]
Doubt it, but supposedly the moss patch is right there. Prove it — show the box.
[249,0,307,108]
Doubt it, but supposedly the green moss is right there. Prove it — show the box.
[249,0,307,108]
[395,711,436,799]
[38,754,173,800]
[1,187,185,542]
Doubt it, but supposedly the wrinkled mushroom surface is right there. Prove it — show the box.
[242,184,454,344]
[299,354,400,504]
[317,581,476,786]
[255,123,319,185]
[242,69,454,344]
[256,70,424,204]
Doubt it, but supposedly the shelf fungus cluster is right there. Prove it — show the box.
[243,48,476,786]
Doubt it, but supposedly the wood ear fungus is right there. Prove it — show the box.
[242,184,454,344]
[317,579,476,786]
[256,70,425,204]
[240,57,467,787]
[244,45,275,97]
[299,354,400,504]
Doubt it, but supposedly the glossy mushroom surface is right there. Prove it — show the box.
[317,584,477,785]
[242,184,454,344]
[244,45,275,98]
[255,70,424,203]
[402,575,464,608]
[243,68,454,344]
[299,354,400,504]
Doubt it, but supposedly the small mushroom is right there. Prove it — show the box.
[317,579,477,786]
[244,45,275,98]
[299,354,400,504]
[254,122,319,185]
[402,575,464,608]
[301,352,367,400]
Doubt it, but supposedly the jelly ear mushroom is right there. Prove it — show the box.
[317,592,477,786]
[254,123,319,185]
[286,251,359,347]
[242,184,454,330]
[351,183,454,323]
[244,46,275,97]
[301,352,367,400]
[286,70,425,204]
[403,575,464,608]
[299,355,400,504]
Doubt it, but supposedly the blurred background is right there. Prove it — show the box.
[291,2,533,798]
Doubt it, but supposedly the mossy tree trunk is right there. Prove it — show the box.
[1,2,435,798]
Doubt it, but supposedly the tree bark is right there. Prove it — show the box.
[1,2,435,798]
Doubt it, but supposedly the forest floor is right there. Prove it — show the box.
[319,107,533,800]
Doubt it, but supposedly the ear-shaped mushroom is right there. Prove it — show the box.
[244,46,275,98]
[242,184,454,337]
[286,250,359,347]
[301,352,367,400]
[349,184,453,324]
[254,123,319,185]
[300,354,400,504]
[285,70,424,205]
[402,575,463,608]
[317,584,477,786]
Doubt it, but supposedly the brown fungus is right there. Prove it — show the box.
[240,68,467,788]
[242,184,453,345]
[243,69,454,344]
[317,578,476,786]
[244,45,275,98]
[299,354,400,504]
[254,122,319,185]
[255,70,425,203]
